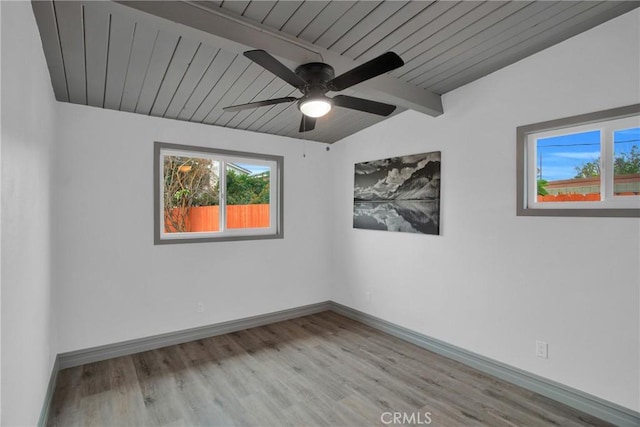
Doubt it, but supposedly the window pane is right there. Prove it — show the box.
[613,127,640,197]
[225,163,271,229]
[163,156,220,233]
[536,130,601,202]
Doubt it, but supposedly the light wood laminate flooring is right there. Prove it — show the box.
[48,311,613,426]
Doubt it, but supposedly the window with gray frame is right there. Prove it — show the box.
[154,142,283,244]
[516,104,640,217]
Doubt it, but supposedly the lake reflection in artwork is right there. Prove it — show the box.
[353,200,439,234]
[353,152,441,235]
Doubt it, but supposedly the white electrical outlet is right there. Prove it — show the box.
[536,341,548,359]
[197,302,204,313]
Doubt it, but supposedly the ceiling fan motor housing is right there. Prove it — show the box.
[295,63,335,93]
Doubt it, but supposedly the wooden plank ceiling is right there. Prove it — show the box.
[32,1,638,144]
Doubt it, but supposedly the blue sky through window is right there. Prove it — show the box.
[614,127,640,160]
[536,127,640,181]
[234,163,270,175]
[536,130,600,181]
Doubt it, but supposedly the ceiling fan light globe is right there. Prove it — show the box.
[299,99,332,118]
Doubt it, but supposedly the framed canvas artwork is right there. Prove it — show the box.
[353,151,441,235]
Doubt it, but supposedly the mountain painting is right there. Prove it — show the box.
[353,151,441,235]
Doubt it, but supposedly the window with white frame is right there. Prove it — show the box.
[154,142,283,243]
[517,105,640,217]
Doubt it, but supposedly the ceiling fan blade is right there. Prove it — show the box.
[244,50,307,89]
[332,95,396,116]
[299,115,316,132]
[328,52,404,92]
[223,97,297,112]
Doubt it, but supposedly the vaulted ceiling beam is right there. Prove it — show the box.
[114,0,444,117]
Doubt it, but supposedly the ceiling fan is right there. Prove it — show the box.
[223,50,405,132]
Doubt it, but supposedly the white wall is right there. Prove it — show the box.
[53,103,333,353]
[0,1,3,420]
[2,2,638,422]
[330,9,640,411]
[1,1,58,425]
